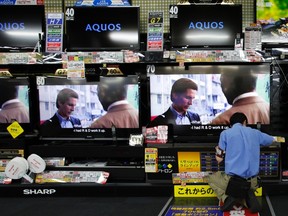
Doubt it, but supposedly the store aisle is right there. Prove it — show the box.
[0,197,170,216]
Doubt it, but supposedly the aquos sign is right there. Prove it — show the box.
[0,22,25,31]
[85,23,121,32]
[23,189,56,195]
[189,21,224,30]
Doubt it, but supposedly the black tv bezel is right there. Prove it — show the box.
[0,76,35,138]
[0,4,46,52]
[36,75,141,141]
[65,6,141,52]
[169,4,243,50]
[147,63,272,142]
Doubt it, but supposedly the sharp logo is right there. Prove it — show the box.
[23,189,56,195]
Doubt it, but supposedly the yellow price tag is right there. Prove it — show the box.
[7,121,24,138]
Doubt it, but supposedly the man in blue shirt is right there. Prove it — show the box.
[205,112,276,213]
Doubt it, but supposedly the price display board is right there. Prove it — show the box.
[147,11,164,51]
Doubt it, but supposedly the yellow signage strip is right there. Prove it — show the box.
[174,185,262,198]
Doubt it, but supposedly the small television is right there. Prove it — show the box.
[169,4,243,50]
[147,64,271,142]
[36,75,140,141]
[65,6,140,51]
[256,0,288,48]
[0,5,45,52]
[0,77,33,137]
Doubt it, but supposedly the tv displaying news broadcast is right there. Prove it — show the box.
[0,77,32,136]
[149,64,270,127]
[37,76,140,140]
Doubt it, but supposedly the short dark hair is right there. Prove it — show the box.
[56,88,79,108]
[170,78,198,101]
[229,112,248,126]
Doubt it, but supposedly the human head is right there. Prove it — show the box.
[229,112,248,126]
[0,83,18,106]
[220,71,257,105]
[56,88,79,118]
[170,78,198,114]
[98,77,127,111]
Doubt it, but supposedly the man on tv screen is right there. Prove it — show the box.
[0,83,29,123]
[149,78,201,127]
[211,71,269,125]
[90,78,139,128]
[41,88,82,129]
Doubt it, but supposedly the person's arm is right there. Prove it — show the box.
[215,146,225,164]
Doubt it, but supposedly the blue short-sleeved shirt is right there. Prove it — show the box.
[219,123,274,178]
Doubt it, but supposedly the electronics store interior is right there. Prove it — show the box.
[0,0,288,215]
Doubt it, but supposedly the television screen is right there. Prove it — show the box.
[37,75,140,140]
[65,6,140,51]
[169,4,243,50]
[256,0,288,47]
[148,64,271,141]
[0,5,45,51]
[0,77,33,136]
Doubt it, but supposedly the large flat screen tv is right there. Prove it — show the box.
[256,0,288,48]
[0,77,33,137]
[65,6,140,51]
[36,76,140,141]
[0,5,45,52]
[147,64,271,142]
[169,4,243,50]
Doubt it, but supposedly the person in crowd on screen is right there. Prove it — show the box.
[205,112,276,213]
[148,78,201,127]
[0,83,29,123]
[41,88,81,129]
[211,71,269,125]
[90,78,139,128]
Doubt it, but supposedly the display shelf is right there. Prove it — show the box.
[0,182,174,197]
[29,144,144,158]
[0,61,288,198]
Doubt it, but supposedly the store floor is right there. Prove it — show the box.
[0,196,170,216]
[1,195,288,216]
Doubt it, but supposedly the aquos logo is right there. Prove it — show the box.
[23,189,56,195]
[189,21,224,31]
[85,23,121,32]
[0,23,25,31]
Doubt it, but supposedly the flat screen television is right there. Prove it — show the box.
[147,64,271,142]
[65,6,140,51]
[0,5,45,52]
[0,77,33,137]
[256,0,288,48]
[169,4,243,50]
[36,75,140,141]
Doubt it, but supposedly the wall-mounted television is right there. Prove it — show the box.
[256,0,288,48]
[65,6,140,51]
[147,64,271,142]
[169,4,243,50]
[36,76,140,141]
[0,5,45,52]
[0,77,33,137]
